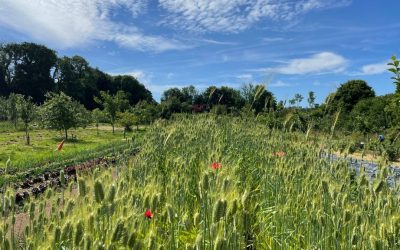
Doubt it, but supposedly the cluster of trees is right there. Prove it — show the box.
[159,84,276,118]
[0,43,153,108]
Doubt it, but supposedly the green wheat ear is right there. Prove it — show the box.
[94,180,105,203]
[111,220,126,243]
[74,220,84,247]
[212,199,227,223]
[241,190,250,210]
[78,178,87,197]
[344,210,352,222]
[185,243,194,250]
[374,180,385,194]
[351,227,358,246]
[148,233,157,250]
[127,231,138,248]
[214,236,226,250]
[193,212,201,227]
[195,234,203,250]
[84,234,92,250]
[107,184,116,203]
[60,170,65,186]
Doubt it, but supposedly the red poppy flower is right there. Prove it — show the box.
[211,161,222,170]
[145,209,153,219]
[274,151,286,157]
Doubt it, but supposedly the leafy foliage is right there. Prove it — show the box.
[40,92,89,139]
[330,80,375,112]
[95,91,129,133]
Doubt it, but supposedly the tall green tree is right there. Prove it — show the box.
[307,91,316,108]
[94,91,129,134]
[54,56,89,102]
[40,92,89,139]
[241,84,276,113]
[112,75,153,105]
[0,43,57,103]
[330,80,375,112]
[17,95,36,145]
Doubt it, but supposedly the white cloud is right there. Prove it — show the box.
[236,74,253,81]
[262,37,286,43]
[358,61,390,75]
[269,80,291,88]
[159,0,351,32]
[109,69,154,85]
[0,0,186,52]
[264,52,347,75]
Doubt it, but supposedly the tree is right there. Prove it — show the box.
[54,56,88,102]
[181,85,198,105]
[94,91,129,134]
[92,108,105,135]
[117,111,138,138]
[330,80,375,112]
[7,93,18,128]
[294,94,304,106]
[240,84,275,113]
[0,96,7,120]
[351,96,390,134]
[307,91,316,108]
[134,100,159,125]
[40,92,88,139]
[112,75,153,105]
[17,95,36,145]
[0,43,57,103]
[388,55,400,94]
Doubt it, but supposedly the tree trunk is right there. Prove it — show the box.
[96,123,99,135]
[123,128,126,139]
[65,129,68,140]
[112,124,115,134]
[25,126,30,145]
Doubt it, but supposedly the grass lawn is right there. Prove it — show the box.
[0,122,140,173]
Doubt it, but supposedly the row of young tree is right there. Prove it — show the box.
[0,91,158,144]
[0,42,153,108]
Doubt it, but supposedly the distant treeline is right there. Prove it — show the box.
[1,43,400,157]
[0,42,153,109]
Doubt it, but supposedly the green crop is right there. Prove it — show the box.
[1,114,400,249]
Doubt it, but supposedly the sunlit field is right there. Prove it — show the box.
[1,115,399,249]
[0,123,140,185]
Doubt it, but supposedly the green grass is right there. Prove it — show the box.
[0,122,142,180]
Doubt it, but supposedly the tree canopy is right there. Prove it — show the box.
[0,42,154,108]
[330,80,375,112]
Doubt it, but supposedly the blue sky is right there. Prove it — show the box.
[0,0,399,104]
